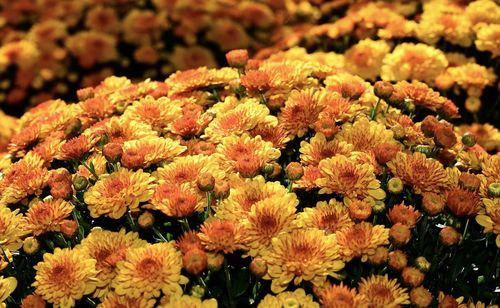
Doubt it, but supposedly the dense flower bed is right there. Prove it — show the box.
[0,49,499,307]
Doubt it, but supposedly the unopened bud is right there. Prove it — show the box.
[103,142,123,163]
[488,183,500,197]
[138,211,155,229]
[190,285,205,298]
[439,226,461,246]
[250,258,267,278]
[387,177,404,194]
[226,49,249,67]
[196,173,215,192]
[286,162,304,180]
[390,223,412,246]
[213,181,230,199]
[207,252,224,271]
[183,248,208,276]
[461,133,476,148]
[73,176,88,191]
[415,256,431,273]
[374,81,394,100]
[23,237,40,255]
[60,220,78,237]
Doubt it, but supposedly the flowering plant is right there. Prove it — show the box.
[0,47,499,307]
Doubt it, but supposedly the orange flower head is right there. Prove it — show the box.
[347,199,373,221]
[445,188,481,217]
[241,70,271,93]
[59,135,96,160]
[458,173,481,191]
[250,258,268,278]
[60,220,78,237]
[388,250,408,272]
[300,133,353,166]
[335,117,395,152]
[24,199,74,236]
[103,142,123,163]
[439,226,461,246]
[176,231,203,254]
[295,200,353,234]
[336,222,390,262]
[138,211,155,229]
[388,203,421,228]
[147,183,203,218]
[235,155,263,178]
[389,223,412,246]
[315,282,368,308]
[226,49,249,67]
[402,267,425,287]
[373,143,401,165]
[358,274,410,307]
[182,248,208,276]
[367,246,389,266]
[198,219,247,254]
[392,80,446,112]
[434,124,457,148]
[21,294,46,308]
[410,286,433,308]
[421,192,446,215]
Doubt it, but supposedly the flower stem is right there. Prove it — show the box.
[224,258,235,308]
[459,218,470,245]
[152,226,167,242]
[179,218,191,232]
[205,191,213,219]
[81,161,99,180]
[126,210,137,232]
[370,97,381,120]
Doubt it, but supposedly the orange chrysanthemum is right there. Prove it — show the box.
[33,248,99,307]
[315,282,369,308]
[24,198,74,236]
[391,80,447,112]
[317,155,385,200]
[77,229,147,299]
[358,275,410,307]
[99,292,156,308]
[146,183,204,218]
[263,229,345,293]
[387,152,451,194]
[344,39,391,81]
[294,199,354,234]
[121,136,186,168]
[336,222,390,262]
[388,203,421,228]
[445,188,481,217]
[84,168,155,219]
[476,198,500,248]
[300,133,354,166]
[294,165,322,191]
[122,96,183,132]
[249,123,290,149]
[198,219,247,254]
[112,242,188,299]
[154,155,224,187]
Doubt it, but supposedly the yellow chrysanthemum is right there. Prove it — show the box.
[335,117,395,152]
[317,155,385,201]
[294,199,354,234]
[214,134,280,177]
[466,0,500,27]
[0,206,27,250]
[0,111,18,153]
[381,43,448,84]
[358,275,410,307]
[33,248,99,308]
[84,168,155,219]
[476,198,500,248]
[83,117,157,145]
[98,292,156,308]
[344,39,391,81]
[159,295,218,308]
[24,198,74,236]
[242,196,298,257]
[263,229,345,293]
[446,63,497,96]
[215,175,294,220]
[154,155,224,184]
[457,123,500,152]
[416,9,473,47]
[77,229,148,299]
[336,222,390,262]
[0,276,16,307]
[122,95,183,132]
[387,152,452,194]
[112,242,188,299]
[300,133,354,166]
[76,153,108,178]
[204,96,276,143]
[122,136,186,168]
[257,288,319,308]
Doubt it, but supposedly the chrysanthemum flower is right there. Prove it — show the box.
[154,155,223,186]
[112,242,187,299]
[335,117,396,152]
[204,97,276,143]
[146,183,203,218]
[214,134,280,177]
[344,39,391,81]
[58,135,98,161]
[315,282,369,308]
[76,153,108,178]
[77,229,147,299]
[294,165,322,191]
[33,248,99,307]
[336,222,390,262]
[0,206,28,250]
[0,276,17,305]
[159,295,217,308]
[317,155,385,200]
[215,175,294,219]
[475,23,500,58]
[388,203,421,228]
[198,219,247,254]
[416,10,473,47]
[23,198,74,236]
[84,168,155,219]
[242,197,297,257]
[387,152,452,194]
[122,96,183,132]
[278,88,327,137]
[294,199,353,234]
[257,288,319,308]
[391,80,447,112]
[381,43,448,84]
[99,292,156,308]
[445,188,481,217]
[466,0,500,26]
[358,274,410,307]
[263,228,344,293]
[476,198,500,248]
[249,123,290,149]
[84,117,157,145]
[300,133,354,166]
[121,137,186,169]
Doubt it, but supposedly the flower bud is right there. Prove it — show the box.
[190,285,205,298]
[340,82,364,100]
[262,163,274,175]
[21,294,47,308]
[415,256,431,273]
[421,192,445,215]
[439,226,461,246]
[250,257,268,278]
[183,248,208,276]
[402,266,425,287]
[458,173,480,191]
[207,252,224,271]
[461,133,476,147]
[388,250,408,271]
[347,199,372,221]
[226,49,249,67]
[387,177,404,194]
[410,286,433,308]
[421,116,439,137]
[434,125,457,148]
[268,162,282,179]
[50,181,73,200]
[373,143,400,165]
[488,183,500,197]
[60,220,78,237]
[286,162,304,180]
[389,223,412,246]
[367,246,389,266]
[197,173,215,192]
[103,142,123,163]
[23,237,40,255]
[372,201,386,214]
[213,181,230,199]
[374,81,394,100]
[73,175,88,191]
[465,96,481,113]
[138,211,155,229]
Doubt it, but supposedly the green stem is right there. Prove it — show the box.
[287,180,293,192]
[205,192,213,219]
[179,218,191,232]
[224,258,235,308]
[72,209,84,242]
[198,276,212,297]
[126,210,138,232]
[370,97,381,120]
[85,297,97,307]
[459,218,470,245]
[81,161,99,180]
[152,226,167,242]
